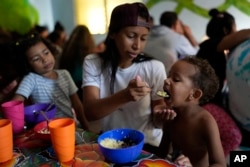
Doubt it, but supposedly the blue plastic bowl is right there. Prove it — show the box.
[24,103,56,125]
[97,128,144,164]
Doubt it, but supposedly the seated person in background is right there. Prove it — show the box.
[12,33,89,130]
[59,25,96,101]
[196,8,236,108]
[47,21,67,69]
[33,25,49,39]
[157,57,226,167]
[160,11,199,59]
[218,30,250,148]
[144,11,198,73]
[143,22,178,73]
[50,21,67,49]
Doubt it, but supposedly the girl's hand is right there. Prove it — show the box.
[125,75,151,101]
[174,154,193,167]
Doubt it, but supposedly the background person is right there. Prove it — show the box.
[59,25,96,100]
[196,8,236,108]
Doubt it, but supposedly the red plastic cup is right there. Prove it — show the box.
[1,100,24,134]
[0,119,13,163]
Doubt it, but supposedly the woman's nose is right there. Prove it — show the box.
[132,38,140,50]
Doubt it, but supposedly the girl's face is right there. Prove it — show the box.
[25,42,55,76]
[113,22,149,67]
[163,60,196,108]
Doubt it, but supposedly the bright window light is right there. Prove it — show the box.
[74,0,142,34]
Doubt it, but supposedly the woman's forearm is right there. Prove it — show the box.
[84,89,130,121]
[217,29,250,51]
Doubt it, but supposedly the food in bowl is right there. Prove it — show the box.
[37,127,50,134]
[98,128,144,164]
[33,121,51,141]
[100,138,136,149]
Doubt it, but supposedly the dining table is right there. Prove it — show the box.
[0,127,178,167]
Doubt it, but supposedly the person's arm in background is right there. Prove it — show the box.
[0,79,18,103]
[181,22,199,48]
[217,29,250,51]
[175,20,199,48]
[174,20,199,57]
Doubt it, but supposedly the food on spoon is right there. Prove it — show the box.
[157,91,169,98]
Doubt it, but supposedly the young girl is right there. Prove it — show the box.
[12,33,89,130]
[196,8,236,108]
[158,57,226,167]
[59,25,96,100]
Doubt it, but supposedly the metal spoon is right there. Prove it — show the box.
[39,110,50,125]
[34,103,54,115]
[43,103,54,113]
[35,103,54,125]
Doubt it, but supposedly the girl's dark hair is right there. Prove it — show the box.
[14,33,58,76]
[206,8,235,38]
[99,3,153,94]
[182,57,219,105]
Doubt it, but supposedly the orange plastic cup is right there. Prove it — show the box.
[48,118,75,162]
[1,100,24,134]
[0,119,13,163]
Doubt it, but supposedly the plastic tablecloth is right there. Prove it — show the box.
[0,129,178,167]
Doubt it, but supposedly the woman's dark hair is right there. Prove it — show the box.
[206,8,235,38]
[182,57,219,105]
[14,33,58,76]
[60,25,95,72]
[99,3,153,94]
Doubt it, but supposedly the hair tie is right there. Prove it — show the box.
[217,13,224,18]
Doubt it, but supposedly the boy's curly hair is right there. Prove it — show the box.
[182,56,219,105]
[14,33,58,76]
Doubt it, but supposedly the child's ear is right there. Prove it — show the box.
[189,89,202,100]
[193,89,202,99]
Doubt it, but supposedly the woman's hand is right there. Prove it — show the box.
[125,75,151,101]
[174,154,193,167]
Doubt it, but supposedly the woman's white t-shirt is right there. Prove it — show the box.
[82,54,167,146]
